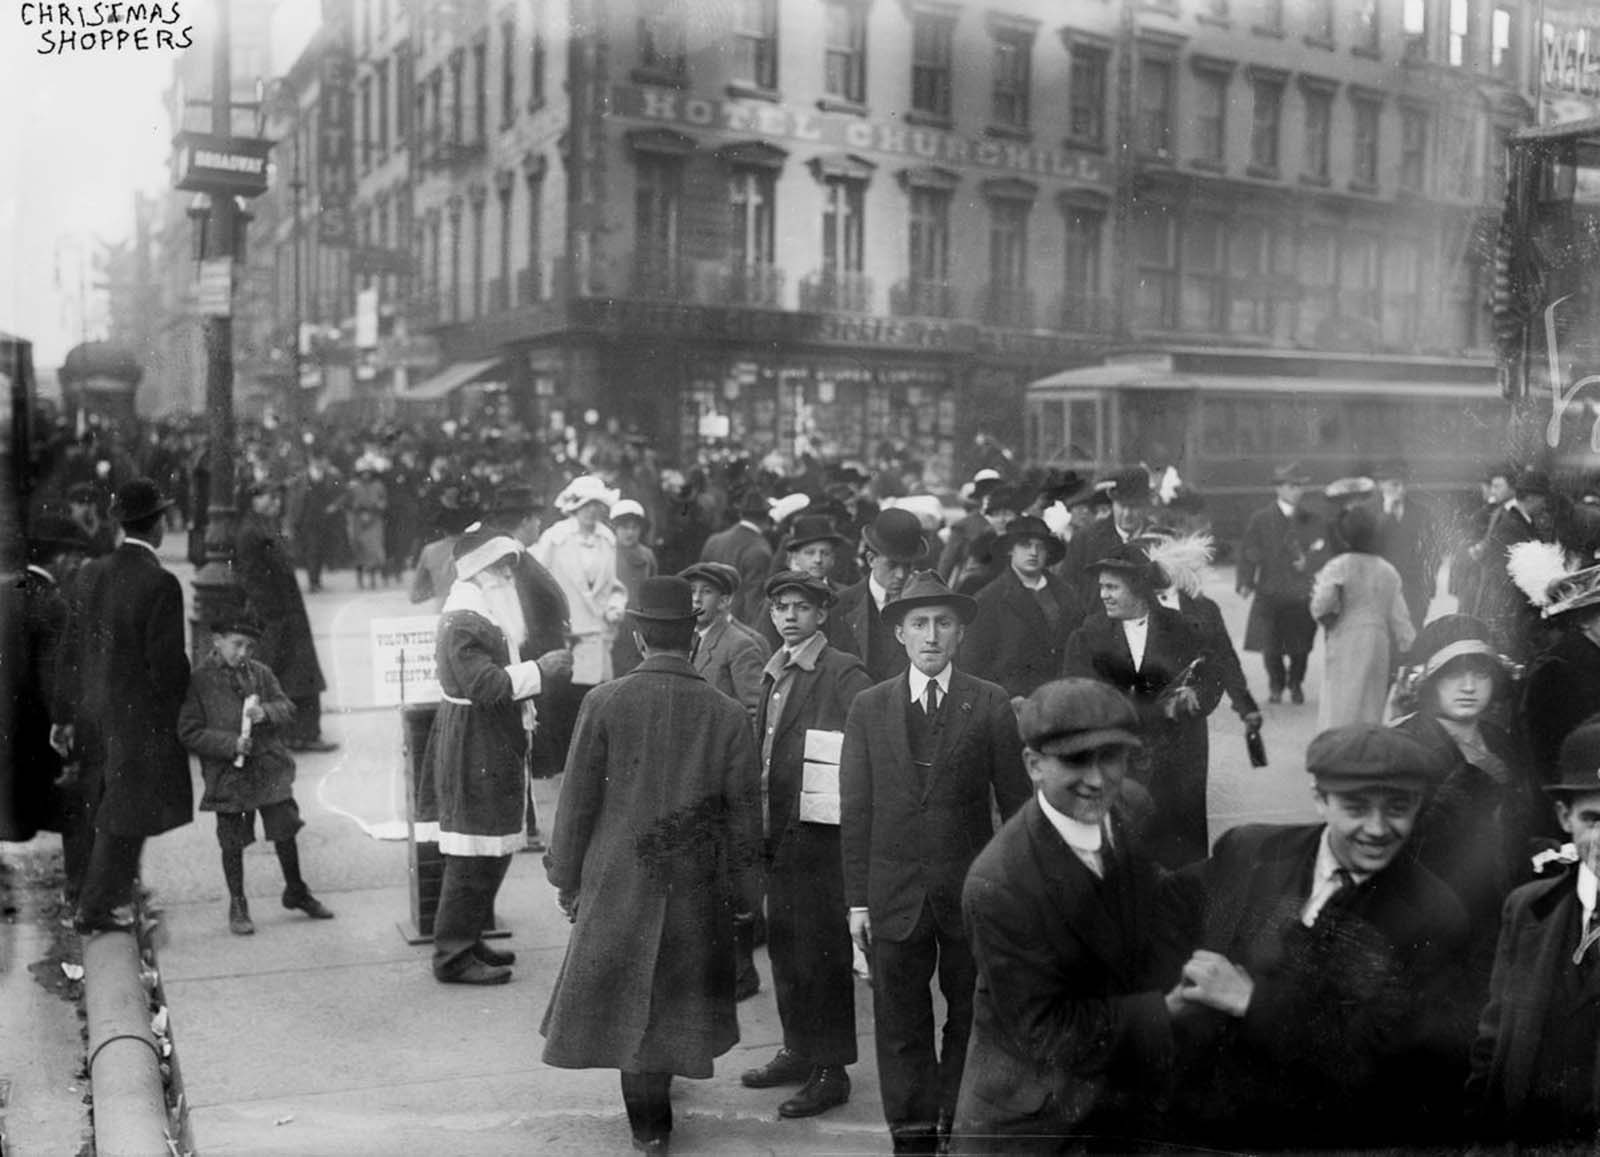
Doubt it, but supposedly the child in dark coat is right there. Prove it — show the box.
[178,616,334,934]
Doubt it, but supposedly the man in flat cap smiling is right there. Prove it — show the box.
[1163,724,1473,1151]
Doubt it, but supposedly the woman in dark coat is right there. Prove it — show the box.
[1064,542,1221,868]
[1394,614,1533,1004]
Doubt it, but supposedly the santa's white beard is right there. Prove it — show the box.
[475,575,529,654]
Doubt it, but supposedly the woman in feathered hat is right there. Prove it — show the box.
[1512,544,1600,794]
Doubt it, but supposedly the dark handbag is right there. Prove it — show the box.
[1246,729,1268,768]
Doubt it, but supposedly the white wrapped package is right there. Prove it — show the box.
[802,760,840,795]
[799,791,841,825]
[804,728,844,764]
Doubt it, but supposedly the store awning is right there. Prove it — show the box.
[404,357,502,401]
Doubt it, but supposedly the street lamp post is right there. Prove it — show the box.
[190,0,245,649]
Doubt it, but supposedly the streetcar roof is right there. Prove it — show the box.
[1027,349,1500,400]
[1512,116,1600,145]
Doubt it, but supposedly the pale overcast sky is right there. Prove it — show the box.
[0,0,318,371]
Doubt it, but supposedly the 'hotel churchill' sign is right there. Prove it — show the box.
[610,85,1112,185]
[174,131,272,197]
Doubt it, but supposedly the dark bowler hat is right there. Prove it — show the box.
[765,569,833,607]
[1305,724,1450,792]
[628,575,700,623]
[1546,721,1600,797]
[108,477,174,524]
[488,483,543,516]
[995,515,1066,568]
[210,612,263,639]
[27,513,89,554]
[861,508,930,562]
[1272,462,1313,486]
[679,561,738,597]
[1018,678,1142,756]
[1061,478,1110,509]
[880,570,977,627]
[781,514,847,553]
[1101,467,1153,505]
[736,489,774,521]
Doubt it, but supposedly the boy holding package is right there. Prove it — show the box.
[178,615,334,935]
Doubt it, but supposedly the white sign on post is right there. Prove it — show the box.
[371,615,441,706]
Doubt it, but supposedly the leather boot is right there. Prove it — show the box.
[228,897,255,935]
[740,1047,811,1089]
[779,1066,850,1118]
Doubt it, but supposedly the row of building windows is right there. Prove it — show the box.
[637,0,1522,138]
[410,168,548,324]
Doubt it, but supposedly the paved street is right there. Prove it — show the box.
[36,549,1409,1155]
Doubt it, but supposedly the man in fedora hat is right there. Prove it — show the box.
[961,514,1085,698]
[831,508,930,683]
[1165,725,1471,1150]
[952,678,1182,1153]
[840,571,1031,1154]
[1238,463,1328,705]
[1469,720,1600,1145]
[699,489,775,627]
[52,478,193,934]
[236,480,337,754]
[542,576,762,1154]
[740,570,872,1119]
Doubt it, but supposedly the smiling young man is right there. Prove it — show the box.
[952,679,1182,1153]
[1164,724,1472,1151]
[839,571,1030,1155]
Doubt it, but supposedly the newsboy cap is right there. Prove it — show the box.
[764,569,833,607]
[1019,678,1142,756]
[1305,724,1449,792]
[679,561,739,597]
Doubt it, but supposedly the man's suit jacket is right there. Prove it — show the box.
[953,800,1176,1150]
[961,568,1086,698]
[1377,496,1440,626]
[1237,503,1326,602]
[1467,870,1595,1140]
[1166,823,1472,1150]
[699,521,773,625]
[829,578,908,683]
[757,641,871,845]
[693,614,770,722]
[840,668,1030,942]
[53,542,192,838]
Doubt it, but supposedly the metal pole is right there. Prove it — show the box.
[292,120,305,430]
[192,0,244,651]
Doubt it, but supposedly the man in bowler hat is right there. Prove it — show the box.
[53,478,193,934]
[840,571,1031,1154]
[961,514,1086,699]
[831,508,930,683]
[1238,463,1327,705]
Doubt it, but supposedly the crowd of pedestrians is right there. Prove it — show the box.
[12,412,1600,1154]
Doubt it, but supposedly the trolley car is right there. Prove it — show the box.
[1025,345,1507,541]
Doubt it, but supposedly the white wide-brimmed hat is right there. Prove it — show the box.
[554,475,620,515]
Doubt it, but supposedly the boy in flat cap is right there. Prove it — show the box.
[1469,720,1600,1147]
[681,561,770,723]
[1164,724,1472,1151]
[952,679,1182,1153]
[740,571,872,1119]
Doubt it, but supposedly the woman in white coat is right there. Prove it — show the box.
[1310,504,1416,729]
[533,476,629,755]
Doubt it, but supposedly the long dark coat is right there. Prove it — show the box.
[954,801,1177,1151]
[2,568,70,838]
[761,643,872,845]
[235,511,326,698]
[1165,823,1473,1151]
[423,591,530,854]
[53,542,192,838]
[1469,504,1548,659]
[960,568,1086,698]
[178,653,297,812]
[1063,608,1221,868]
[839,669,1030,942]
[1238,502,1326,656]
[830,578,910,683]
[541,654,762,1077]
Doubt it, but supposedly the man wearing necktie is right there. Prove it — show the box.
[1469,721,1600,1146]
[1161,725,1471,1151]
[739,571,872,1119]
[840,572,1031,1155]
[952,679,1185,1153]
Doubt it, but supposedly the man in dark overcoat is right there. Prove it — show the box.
[53,479,193,934]
[1520,562,1600,792]
[1238,463,1327,705]
[1164,725,1473,1151]
[830,508,928,683]
[541,576,763,1154]
[1470,467,1555,659]
[1468,720,1600,1146]
[960,514,1085,698]
[1374,458,1442,631]
[698,489,774,626]
[952,679,1182,1153]
[840,571,1031,1155]
[286,450,345,593]
[1053,472,1134,608]
[740,571,872,1119]
[235,481,336,752]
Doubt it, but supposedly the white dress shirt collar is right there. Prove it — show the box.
[868,574,891,611]
[1122,615,1150,672]
[1277,499,1296,519]
[907,663,952,706]
[122,537,157,558]
[1581,863,1598,929]
[1036,791,1107,878]
[1301,827,1370,927]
